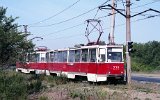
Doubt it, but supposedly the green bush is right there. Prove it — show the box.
[39,96,48,100]
[70,92,85,100]
[44,75,70,86]
[0,71,27,100]
[131,41,160,72]
[0,71,44,100]
[27,79,42,94]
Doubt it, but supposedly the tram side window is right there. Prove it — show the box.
[62,51,67,62]
[58,51,63,62]
[99,49,106,62]
[46,52,50,62]
[82,49,88,62]
[28,53,39,62]
[89,49,96,62]
[40,53,46,62]
[69,50,75,62]
[36,54,40,62]
[27,54,31,62]
[75,50,80,62]
[53,52,58,62]
[50,52,54,62]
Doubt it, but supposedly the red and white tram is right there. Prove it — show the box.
[16,48,47,74]
[16,44,125,82]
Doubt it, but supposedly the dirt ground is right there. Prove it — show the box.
[28,80,160,100]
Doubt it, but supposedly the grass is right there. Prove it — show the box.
[1,70,160,100]
[39,96,48,100]
[34,74,160,100]
[0,70,45,100]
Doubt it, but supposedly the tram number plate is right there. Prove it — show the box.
[113,66,119,70]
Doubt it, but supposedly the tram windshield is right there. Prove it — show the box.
[27,52,46,62]
[27,53,39,62]
[107,52,122,62]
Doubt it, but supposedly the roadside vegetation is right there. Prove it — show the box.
[0,7,34,69]
[0,70,44,100]
[131,41,160,72]
[1,70,159,100]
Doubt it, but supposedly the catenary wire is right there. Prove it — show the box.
[30,7,97,27]
[38,9,160,38]
[40,13,116,37]
[28,0,81,26]
[29,0,159,28]
[31,1,160,41]
[41,23,84,37]
[30,0,111,27]
[131,0,160,9]
[41,14,160,41]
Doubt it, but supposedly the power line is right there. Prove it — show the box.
[31,1,160,41]
[41,14,160,41]
[41,13,114,37]
[30,0,111,27]
[40,12,160,39]
[41,23,84,37]
[30,7,98,27]
[102,14,160,31]
[131,0,160,9]
[43,33,84,41]
[28,0,81,26]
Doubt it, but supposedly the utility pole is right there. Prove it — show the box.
[126,0,131,84]
[99,0,117,45]
[99,0,160,84]
[110,0,116,45]
[23,25,30,40]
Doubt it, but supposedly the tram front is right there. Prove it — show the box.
[97,45,125,82]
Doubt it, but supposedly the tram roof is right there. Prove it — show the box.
[47,44,123,52]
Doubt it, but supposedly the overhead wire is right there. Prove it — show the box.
[93,9,100,19]
[41,23,84,37]
[30,0,111,27]
[40,1,159,38]
[30,0,159,28]
[30,7,97,27]
[41,12,116,38]
[44,14,160,41]
[102,14,160,31]
[33,0,160,41]
[28,0,81,26]
[131,0,160,9]
[48,33,83,40]
[30,0,112,41]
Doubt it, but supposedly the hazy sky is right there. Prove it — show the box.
[1,0,160,49]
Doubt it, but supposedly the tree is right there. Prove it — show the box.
[0,7,35,69]
[131,41,160,71]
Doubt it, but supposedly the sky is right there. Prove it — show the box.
[1,0,160,50]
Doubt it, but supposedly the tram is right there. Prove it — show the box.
[16,44,125,82]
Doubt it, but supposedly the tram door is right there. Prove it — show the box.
[97,48,108,75]
[99,48,106,62]
[80,49,89,73]
[33,52,40,69]
[33,52,46,70]
[88,48,97,74]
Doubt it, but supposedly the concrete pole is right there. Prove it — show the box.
[110,0,116,44]
[126,0,131,84]
[23,25,28,40]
